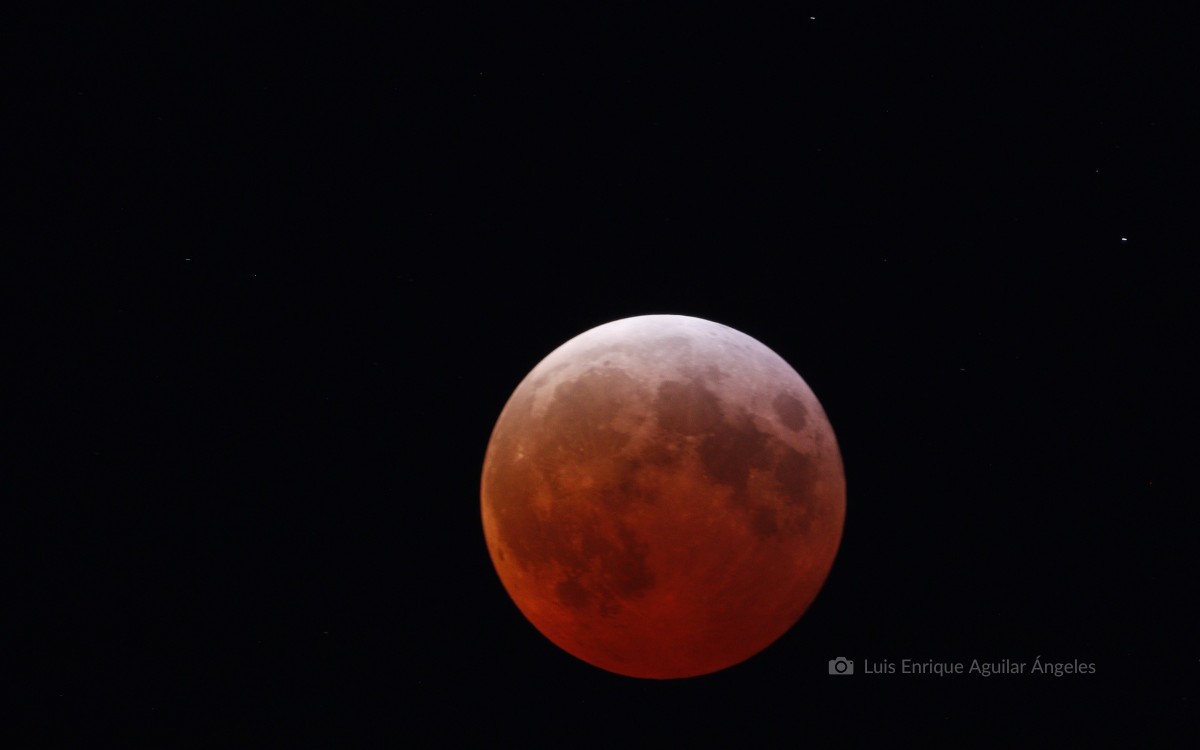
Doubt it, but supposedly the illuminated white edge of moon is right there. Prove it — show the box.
[511,314,838,465]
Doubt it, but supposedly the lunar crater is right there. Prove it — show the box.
[772,392,809,431]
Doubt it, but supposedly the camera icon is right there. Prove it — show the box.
[828,657,854,675]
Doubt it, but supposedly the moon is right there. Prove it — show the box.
[481,315,845,679]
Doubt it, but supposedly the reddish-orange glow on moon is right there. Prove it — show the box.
[481,315,846,679]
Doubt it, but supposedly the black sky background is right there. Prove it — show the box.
[11,5,1196,744]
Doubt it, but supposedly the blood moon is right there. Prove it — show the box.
[481,315,845,679]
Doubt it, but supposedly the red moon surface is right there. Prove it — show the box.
[481,315,845,679]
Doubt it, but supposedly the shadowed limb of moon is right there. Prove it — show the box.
[481,315,846,679]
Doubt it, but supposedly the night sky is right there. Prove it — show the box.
[12,6,1195,744]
